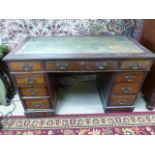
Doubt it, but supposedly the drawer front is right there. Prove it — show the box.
[46,60,118,71]
[9,61,43,72]
[114,72,145,83]
[19,86,48,97]
[15,74,46,85]
[109,95,136,106]
[120,60,152,70]
[112,83,141,94]
[24,98,51,109]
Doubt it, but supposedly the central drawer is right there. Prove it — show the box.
[19,86,48,97]
[46,60,118,71]
[112,83,141,94]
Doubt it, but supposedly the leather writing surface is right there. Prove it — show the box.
[16,36,144,55]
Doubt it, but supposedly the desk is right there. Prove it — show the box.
[3,36,155,117]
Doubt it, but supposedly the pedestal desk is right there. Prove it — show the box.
[3,36,155,117]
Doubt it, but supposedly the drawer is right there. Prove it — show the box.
[114,72,145,83]
[46,60,118,71]
[120,60,152,70]
[15,74,46,85]
[112,83,141,94]
[19,86,48,97]
[109,95,136,106]
[9,61,43,72]
[24,98,51,109]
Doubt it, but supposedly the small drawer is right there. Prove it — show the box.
[112,83,141,94]
[9,61,43,72]
[15,74,46,85]
[19,86,48,97]
[109,95,136,106]
[24,98,51,109]
[120,60,152,70]
[114,72,145,83]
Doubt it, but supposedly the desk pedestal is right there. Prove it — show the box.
[98,72,146,112]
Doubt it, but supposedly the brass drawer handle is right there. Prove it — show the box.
[119,100,127,105]
[28,88,38,95]
[130,63,141,70]
[125,75,135,81]
[33,102,42,107]
[22,63,33,71]
[96,63,108,69]
[56,63,68,70]
[122,87,131,93]
[25,77,36,83]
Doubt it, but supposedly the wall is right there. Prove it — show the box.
[0,19,143,47]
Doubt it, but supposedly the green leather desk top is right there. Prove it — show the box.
[3,36,155,60]
[18,36,143,54]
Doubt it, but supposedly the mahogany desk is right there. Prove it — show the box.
[3,36,155,117]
